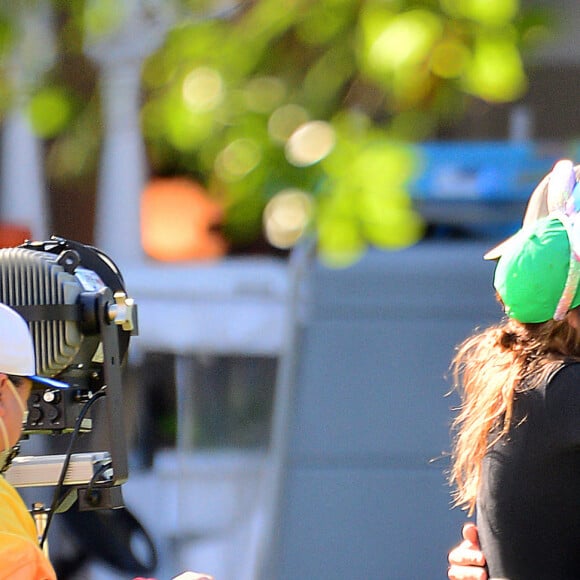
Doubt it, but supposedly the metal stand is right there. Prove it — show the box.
[31,502,50,557]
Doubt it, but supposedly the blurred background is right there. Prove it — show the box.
[2,0,580,578]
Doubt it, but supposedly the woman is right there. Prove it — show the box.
[449,160,580,579]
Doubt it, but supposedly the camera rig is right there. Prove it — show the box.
[0,236,137,511]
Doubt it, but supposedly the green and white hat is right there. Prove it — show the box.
[493,159,580,323]
[494,217,580,322]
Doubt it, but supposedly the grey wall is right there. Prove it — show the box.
[266,240,502,579]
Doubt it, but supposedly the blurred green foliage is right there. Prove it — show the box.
[0,0,552,265]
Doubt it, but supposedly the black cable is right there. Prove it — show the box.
[86,460,113,492]
[40,387,107,548]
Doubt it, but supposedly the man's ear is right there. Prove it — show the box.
[0,374,7,416]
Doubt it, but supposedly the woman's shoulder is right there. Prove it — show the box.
[548,360,580,386]
[544,361,580,445]
[524,360,580,397]
[546,360,580,405]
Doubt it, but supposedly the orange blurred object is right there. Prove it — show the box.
[0,223,31,248]
[141,178,227,261]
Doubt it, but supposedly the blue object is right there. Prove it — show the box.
[410,141,563,201]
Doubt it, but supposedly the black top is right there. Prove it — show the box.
[477,362,580,579]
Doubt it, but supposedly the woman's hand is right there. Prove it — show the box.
[448,522,488,580]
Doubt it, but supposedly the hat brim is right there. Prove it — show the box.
[483,235,518,261]
[30,375,69,390]
[483,171,551,261]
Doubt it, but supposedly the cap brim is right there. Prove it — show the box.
[483,235,518,261]
[30,375,69,390]
[483,171,551,261]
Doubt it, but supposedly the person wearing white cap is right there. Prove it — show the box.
[0,303,216,580]
[0,302,68,579]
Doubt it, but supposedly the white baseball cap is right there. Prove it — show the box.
[0,303,68,389]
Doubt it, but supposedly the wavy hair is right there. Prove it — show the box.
[449,313,580,514]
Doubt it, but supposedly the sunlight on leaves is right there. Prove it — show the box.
[362,8,443,74]
[27,85,75,138]
[462,33,527,102]
[6,0,546,264]
[441,0,519,26]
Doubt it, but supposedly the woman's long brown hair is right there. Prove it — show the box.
[449,314,580,514]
